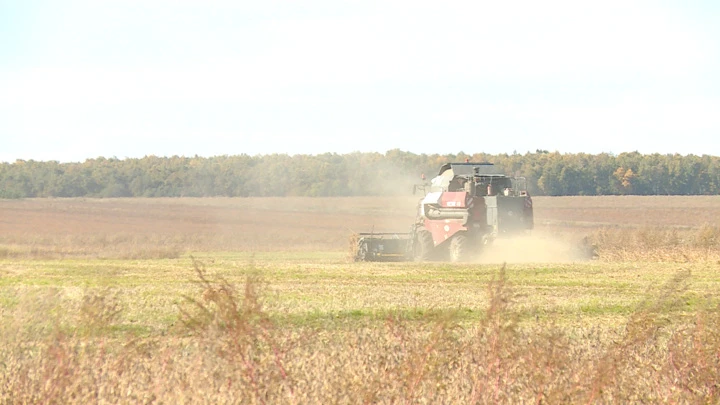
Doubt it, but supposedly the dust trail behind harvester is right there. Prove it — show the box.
[474,232,592,264]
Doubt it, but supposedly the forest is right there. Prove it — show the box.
[1,150,719,198]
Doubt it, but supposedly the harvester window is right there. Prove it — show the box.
[448,177,466,192]
[494,178,512,195]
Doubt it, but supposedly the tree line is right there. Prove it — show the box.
[1,150,719,198]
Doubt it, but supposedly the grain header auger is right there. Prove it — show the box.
[352,162,534,262]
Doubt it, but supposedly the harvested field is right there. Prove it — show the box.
[0,197,418,257]
[1,196,720,403]
[534,195,720,229]
[2,195,719,258]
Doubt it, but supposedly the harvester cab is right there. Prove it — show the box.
[353,162,534,262]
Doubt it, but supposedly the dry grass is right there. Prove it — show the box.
[2,260,719,403]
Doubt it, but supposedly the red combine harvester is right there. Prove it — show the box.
[353,162,533,262]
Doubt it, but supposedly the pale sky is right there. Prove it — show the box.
[1,1,719,162]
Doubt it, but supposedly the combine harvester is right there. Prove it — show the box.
[353,162,533,262]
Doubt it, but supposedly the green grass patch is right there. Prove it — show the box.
[3,253,719,334]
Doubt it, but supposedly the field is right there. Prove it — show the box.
[2,196,720,403]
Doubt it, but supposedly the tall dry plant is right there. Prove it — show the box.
[177,257,297,404]
[3,262,720,403]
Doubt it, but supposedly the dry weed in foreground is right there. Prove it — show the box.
[2,262,720,403]
[176,258,297,403]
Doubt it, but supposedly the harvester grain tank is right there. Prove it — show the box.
[353,162,533,262]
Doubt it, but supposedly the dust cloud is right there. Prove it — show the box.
[473,232,593,264]
[368,166,426,197]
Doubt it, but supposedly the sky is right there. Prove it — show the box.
[1,0,719,162]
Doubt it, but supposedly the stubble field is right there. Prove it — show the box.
[1,196,720,403]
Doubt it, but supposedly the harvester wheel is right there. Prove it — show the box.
[449,233,469,262]
[414,230,434,262]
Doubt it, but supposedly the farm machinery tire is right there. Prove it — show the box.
[414,230,435,262]
[449,233,469,262]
